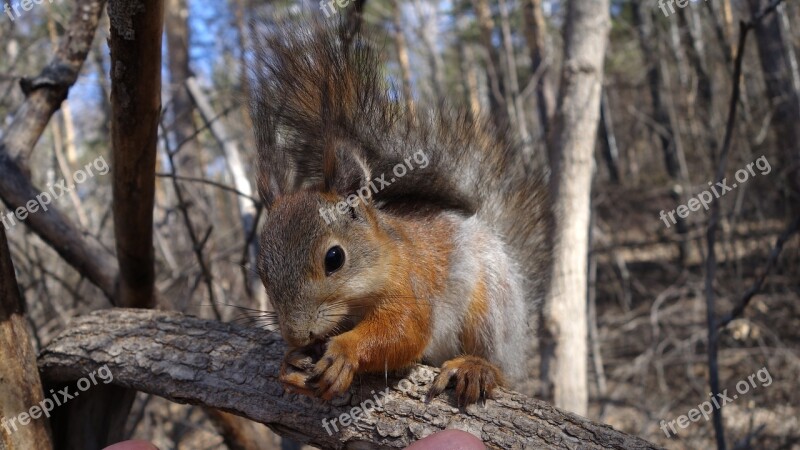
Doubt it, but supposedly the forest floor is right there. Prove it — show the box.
[592,186,800,450]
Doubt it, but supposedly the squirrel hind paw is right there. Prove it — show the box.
[426,356,505,407]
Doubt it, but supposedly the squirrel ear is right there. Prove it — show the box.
[326,145,372,200]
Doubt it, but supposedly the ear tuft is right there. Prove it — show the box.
[326,144,372,199]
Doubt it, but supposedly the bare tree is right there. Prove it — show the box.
[392,0,416,123]
[632,2,690,263]
[545,0,610,416]
[165,0,200,172]
[473,0,510,131]
[522,0,554,136]
[497,0,531,156]
[0,0,116,300]
[747,0,800,200]
[110,0,163,309]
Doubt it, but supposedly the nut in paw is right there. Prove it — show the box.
[279,347,318,397]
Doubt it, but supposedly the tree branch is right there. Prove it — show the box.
[1,0,106,167]
[109,0,164,309]
[39,309,660,450]
[0,0,118,301]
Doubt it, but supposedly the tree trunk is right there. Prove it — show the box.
[632,4,683,181]
[598,89,620,184]
[522,0,554,136]
[0,228,53,449]
[748,0,800,200]
[473,0,510,131]
[545,0,610,416]
[413,0,446,105]
[166,0,201,172]
[50,2,165,448]
[46,14,89,229]
[497,0,531,156]
[632,3,690,263]
[109,0,164,309]
[39,309,660,450]
[392,0,416,123]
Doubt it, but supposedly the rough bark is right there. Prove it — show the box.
[0,228,53,450]
[38,309,660,450]
[546,0,610,416]
[109,0,164,309]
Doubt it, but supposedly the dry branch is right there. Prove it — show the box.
[39,309,660,450]
[0,0,106,167]
[0,152,118,300]
[0,0,118,301]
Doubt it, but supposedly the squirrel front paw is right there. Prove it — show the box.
[309,336,360,400]
[426,356,505,406]
[279,347,316,397]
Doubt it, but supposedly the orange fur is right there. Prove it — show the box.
[349,212,454,372]
[461,272,489,356]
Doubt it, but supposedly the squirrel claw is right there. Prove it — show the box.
[309,339,358,400]
[426,356,504,407]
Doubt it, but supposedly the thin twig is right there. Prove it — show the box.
[703,2,785,449]
[155,173,260,204]
[160,122,222,321]
[718,215,800,328]
[240,202,264,299]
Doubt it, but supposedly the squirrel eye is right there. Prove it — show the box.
[324,246,345,275]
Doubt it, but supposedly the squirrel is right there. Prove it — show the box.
[251,21,553,406]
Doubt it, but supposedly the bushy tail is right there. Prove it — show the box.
[250,20,552,299]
